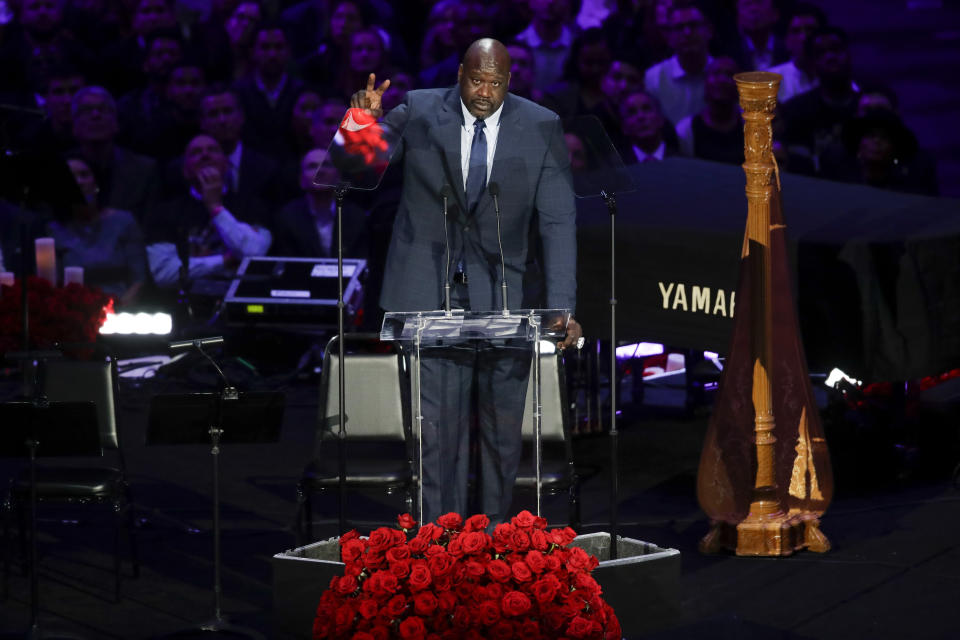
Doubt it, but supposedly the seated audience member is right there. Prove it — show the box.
[117,28,184,152]
[768,3,826,103]
[505,41,543,103]
[100,0,179,95]
[311,98,349,148]
[272,149,367,258]
[542,28,617,129]
[71,86,161,221]
[145,135,272,296]
[819,87,939,196]
[601,58,645,105]
[619,89,679,163]
[779,26,860,174]
[290,88,323,156]
[179,86,284,205]
[14,63,86,153]
[297,0,366,87]
[515,0,578,93]
[564,132,587,171]
[676,56,745,164]
[0,0,95,94]
[233,22,305,155]
[728,0,788,71]
[644,2,714,127]
[48,155,148,305]
[419,1,492,89]
[333,27,392,102]
[490,0,533,42]
[419,0,459,70]
[199,0,262,83]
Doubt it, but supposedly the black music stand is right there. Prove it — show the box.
[145,387,283,639]
[0,400,99,640]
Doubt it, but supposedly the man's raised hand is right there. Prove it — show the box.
[349,73,391,118]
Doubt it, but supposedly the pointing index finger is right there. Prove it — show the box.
[366,73,376,94]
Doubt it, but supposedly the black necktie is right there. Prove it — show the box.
[465,119,487,213]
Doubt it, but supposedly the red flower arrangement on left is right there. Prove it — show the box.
[0,276,111,359]
[313,511,621,640]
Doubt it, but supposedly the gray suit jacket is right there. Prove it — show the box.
[378,88,577,313]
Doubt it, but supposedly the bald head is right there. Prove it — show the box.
[458,38,511,119]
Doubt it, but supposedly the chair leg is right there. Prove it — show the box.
[126,498,140,579]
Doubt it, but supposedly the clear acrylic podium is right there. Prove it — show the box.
[380,309,570,523]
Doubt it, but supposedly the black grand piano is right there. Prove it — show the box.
[574,158,960,383]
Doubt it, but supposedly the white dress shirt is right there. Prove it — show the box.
[644,55,712,126]
[460,99,503,190]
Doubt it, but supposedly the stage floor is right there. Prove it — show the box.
[1,376,958,639]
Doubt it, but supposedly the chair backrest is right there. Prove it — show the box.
[521,348,570,444]
[43,359,119,451]
[320,336,409,441]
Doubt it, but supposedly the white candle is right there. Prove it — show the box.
[35,237,56,285]
[64,266,84,286]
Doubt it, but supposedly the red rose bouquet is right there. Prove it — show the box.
[0,276,111,359]
[313,511,621,640]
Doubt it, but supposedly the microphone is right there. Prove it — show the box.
[440,184,453,313]
[169,336,224,351]
[488,182,508,314]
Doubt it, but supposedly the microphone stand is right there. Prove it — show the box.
[441,187,452,314]
[334,185,348,535]
[601,189,619,559]
[489,184,508,315]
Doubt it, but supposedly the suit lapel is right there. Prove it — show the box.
[431,89,468,222]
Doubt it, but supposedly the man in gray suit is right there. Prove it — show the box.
[351,38,583,525]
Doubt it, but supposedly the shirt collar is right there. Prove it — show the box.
[634,141,666,162]
[228,141,242,168]
[668,54,713,79]
[517,23,574,49]
[460,99,504,129]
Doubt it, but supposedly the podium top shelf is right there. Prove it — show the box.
[380,309,571,342]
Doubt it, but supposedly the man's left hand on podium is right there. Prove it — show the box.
[557,317,584,351]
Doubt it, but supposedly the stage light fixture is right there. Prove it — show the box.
[99,311,172,336]
[825,367,861,389]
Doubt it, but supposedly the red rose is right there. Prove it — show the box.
[573,572,601,597]
[368,527,397,553]
[436,513,463,530]
[492,523,515,551]
[530,574,561,604]
[413,591,439,616]
[386,594,407,618]
[476,600,501,626]
[437,591,457,613]
[427,551,455,577]
[463,514,490,532]
[465,560,485,577]
[390,558,412,579]
[364,550,386,570]
[565,547,597,572]
[520,619,541,638]
[534,516,548,530]
[484,582,504,601]
[334,604,355,631]
[490,620,514,640]
[378,572,399,596]
[460,531,489,555]
[369,625,390,640]
[387,545,412,563]
[408,537,428,554]
[511,510,537,529]
[398,513,418,530]
[486,559,512,583]
[544,553,562,572]
[342,539,366,564]
[334,574,358,595]
[509,529,531,552]
[511,560,533,582]
[566,615,600,639]
[424,545,445,558]
[501,590,532,617]
[358,597,379,619]
[433,573,454,592]
[340,529,360,544]
[452,605,472,629]
[547,527,577,547]
[530,529,549,551]
[446,536,463,558]
[352,632,375,640]
[417,523,444,541]
[408,560,433,591]
[398,616,427,640]
[525,550,547,574]
[603,611,622,639]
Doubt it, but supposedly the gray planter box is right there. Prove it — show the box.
[273,532,680,639]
